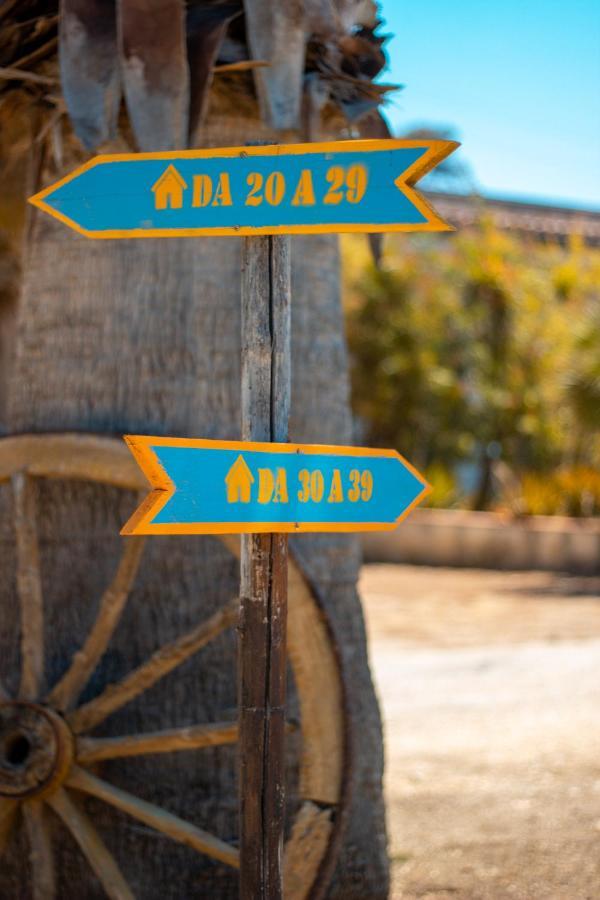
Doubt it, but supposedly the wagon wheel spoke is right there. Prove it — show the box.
[67,766,239,869]
[12,473,44,700]
[76,722,239,764]
[68,600,238,734]
[48,788,134,900]
[23,801,55,900]
[0,799,18,857]
[75,719,297,764]
[48,537,147,712]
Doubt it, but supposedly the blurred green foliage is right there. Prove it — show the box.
[342,220,600,515]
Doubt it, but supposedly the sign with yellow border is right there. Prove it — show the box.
[29,139,458,238]
[122,435,431,535]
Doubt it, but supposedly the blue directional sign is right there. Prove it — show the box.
[122,436,431,535]
[29,139,457,239]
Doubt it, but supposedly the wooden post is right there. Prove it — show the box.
[239,235,291,900]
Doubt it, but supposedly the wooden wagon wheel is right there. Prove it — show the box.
[0,434,349,899]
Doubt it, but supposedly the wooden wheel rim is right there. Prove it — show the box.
[0,433,349,899]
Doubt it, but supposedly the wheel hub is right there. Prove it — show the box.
[0,702,73,799]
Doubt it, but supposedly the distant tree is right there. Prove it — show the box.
[344,220,600,511]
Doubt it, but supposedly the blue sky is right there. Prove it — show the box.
[379,0,600,208]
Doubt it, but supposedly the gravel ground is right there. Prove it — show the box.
[360,566,600,900]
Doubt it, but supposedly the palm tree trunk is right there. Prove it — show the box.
[1,117,388,898]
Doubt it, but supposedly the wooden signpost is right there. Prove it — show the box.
[239,235,290,900]
[30,137,457,900]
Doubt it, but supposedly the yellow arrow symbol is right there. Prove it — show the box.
[225,455,255,503]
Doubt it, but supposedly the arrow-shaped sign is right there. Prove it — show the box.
[29,139,458,239]
[122,436,431,535]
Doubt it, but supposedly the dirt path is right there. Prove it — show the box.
[360,566,600,900]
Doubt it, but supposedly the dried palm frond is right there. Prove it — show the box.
[0,1,395,154]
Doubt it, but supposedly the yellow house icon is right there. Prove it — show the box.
[225,455,254,503]
[151,165,188,210]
